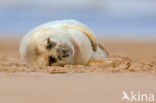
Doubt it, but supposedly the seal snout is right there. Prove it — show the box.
[57,43,73,60]
[58,48,70,59]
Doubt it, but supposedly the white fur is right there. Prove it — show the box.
[20,19,107,66]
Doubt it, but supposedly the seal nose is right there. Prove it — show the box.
[60,49,70,58]
[57,48,71,60]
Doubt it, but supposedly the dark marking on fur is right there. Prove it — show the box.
[46,38,56,50]
[48,56,57,66]
[58,56,62,60]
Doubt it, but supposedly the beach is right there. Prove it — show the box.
[0,37,156,103]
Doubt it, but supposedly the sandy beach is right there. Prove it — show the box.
[0,37,156,103]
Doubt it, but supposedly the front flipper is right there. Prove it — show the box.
[63,25,97,52]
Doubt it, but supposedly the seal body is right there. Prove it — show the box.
[19,20,108,66]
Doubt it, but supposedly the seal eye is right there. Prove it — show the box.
[46,38,56,50]
[48,56,57,66]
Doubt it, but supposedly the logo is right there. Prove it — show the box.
[121,91,155,102]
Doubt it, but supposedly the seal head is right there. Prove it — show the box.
[22,32,74,66]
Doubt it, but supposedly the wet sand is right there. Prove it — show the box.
[0,37,156,103]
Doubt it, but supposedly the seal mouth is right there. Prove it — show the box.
[48,56,57,66]
[62,54,70,58]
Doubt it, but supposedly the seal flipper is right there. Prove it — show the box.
[63,25,97,52]
[91,43,109,59]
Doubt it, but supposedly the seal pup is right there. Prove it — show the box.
[19,20,109,66]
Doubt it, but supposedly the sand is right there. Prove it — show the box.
[0,37,156,103]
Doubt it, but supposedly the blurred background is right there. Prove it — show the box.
[0,0,156,40]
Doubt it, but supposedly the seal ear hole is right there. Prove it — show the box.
[46,38,56,50]
[48,56,57,66]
